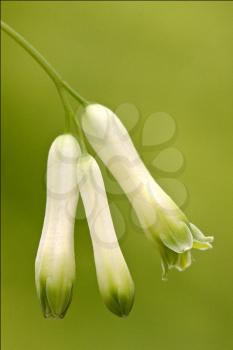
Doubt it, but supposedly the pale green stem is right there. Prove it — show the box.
[58,87,87,153]
[56,86,73,133]
[1,20,88,151]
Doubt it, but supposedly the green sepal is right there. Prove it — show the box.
[189,223,214,250]
[159,244,192,281]
[158,219,193,254]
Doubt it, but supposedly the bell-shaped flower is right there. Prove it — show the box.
[35,134,80,318]
[77,154,135,316]
[81,104,214,279]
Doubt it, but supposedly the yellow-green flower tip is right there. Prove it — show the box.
[190,223,214,250]
[37,275,73,319]
[101,272,135,318]
[158,222,214,280]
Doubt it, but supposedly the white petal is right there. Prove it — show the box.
[77,155,134,316]
[35,134,80,318]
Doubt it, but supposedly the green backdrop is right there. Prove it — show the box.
[1,1,233,350]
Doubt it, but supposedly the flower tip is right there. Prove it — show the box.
[105,288,135,318]
[159,222,193,254]
[38,277,73,319]
[161,272,168,282]
[160,246,192,279]
[43,313,63,320]
[189,223,214,250]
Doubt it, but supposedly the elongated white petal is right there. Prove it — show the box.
[77,155,135,317]
[81,104,214,278]
[35,134,81,318]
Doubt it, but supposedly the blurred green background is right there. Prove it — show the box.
[1,1,233,350]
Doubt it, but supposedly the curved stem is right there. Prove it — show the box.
[1,20,62,86]
[1,20,89,153]
[56,86,72,132]
[57,86,87,153]
[62,81,89,106]
[0,20,89,105]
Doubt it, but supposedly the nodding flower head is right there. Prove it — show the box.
[35,134,80,318]
[81,104,214,279]
[77,154,135,317]
[130,176,213,279]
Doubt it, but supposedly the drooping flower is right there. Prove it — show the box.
[77,154,135,316]
[81,104,214,279]
[35,134,80,318]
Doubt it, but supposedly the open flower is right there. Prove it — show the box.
[77,154,135,316]
[35,134,80,318]
[81,104,214,279]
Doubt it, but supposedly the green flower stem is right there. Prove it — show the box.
[62,81,89,106]
[1,20,88,152]
[58,87,87,153]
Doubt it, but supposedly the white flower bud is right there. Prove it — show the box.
[35,134,81,318]
[77,155,135,317]
[81,104,214,279]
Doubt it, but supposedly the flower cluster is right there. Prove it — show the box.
[35,104,213,319]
